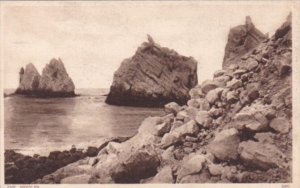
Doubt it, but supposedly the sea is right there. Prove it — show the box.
[3,88,165,156]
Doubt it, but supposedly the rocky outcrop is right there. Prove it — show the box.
[15,58,75,97]
[223,16,268,68]
[12,14,292,184]
[15,63,41,95]
[105,35,198,107]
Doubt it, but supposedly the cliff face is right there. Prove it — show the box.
[15,58,75,97]
[223,16,268,68]
[105,35,198,107]
[24,15,292,184]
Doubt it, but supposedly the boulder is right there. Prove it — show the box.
[213,70,226,78]
[177,154,206,181]
[149,166,174,183]
[195,111,212,128]
[160,120,199,149]
[238,140,286,170]
[164,102,181,115]
[208,128,240,161]
[270,117,291,134]
[205,88,224,105]
[226,78,242,90]
[105,35,198,107]
[138,116,170,137]
[60,174,91,184]
[201,80,219,94]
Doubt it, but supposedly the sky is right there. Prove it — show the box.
[1,1,292,89]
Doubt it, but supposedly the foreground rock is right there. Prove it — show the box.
[15,58,75,97]
[105,35,198,107]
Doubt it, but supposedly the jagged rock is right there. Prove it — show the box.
[238,140,286,170]
[15,58,75,97]
[15,63,41,95]
[270,117,291,134]
[233,103,270,132]
[164,102,181,115]
[226,78,242,89]
[37,58,75,97]
[149,166,174,183]
[223,16,267,68]
[195,111,212,128]
[201,80,219,94]
[105,35,198,107]
[208,128,240,161]
[205,88,224,105]
[176,154,206,182]
[213,70,226,78]
[274,13,291,40]
[160,120,199,149]
[138,116,171,137]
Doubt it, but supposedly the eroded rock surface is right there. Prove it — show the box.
[106,35,198,107]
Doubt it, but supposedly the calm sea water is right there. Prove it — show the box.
[4,89,164,156]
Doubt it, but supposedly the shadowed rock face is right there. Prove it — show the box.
[15,58,75,97]
[223,16,268,68]
[106,35,198,107]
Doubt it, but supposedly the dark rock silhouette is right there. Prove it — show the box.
[15,58,75,97]
[223,16,268,68]
[106,35,198,107]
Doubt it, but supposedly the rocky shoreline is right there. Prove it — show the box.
[5,15,292,184]
[5,136,130,184]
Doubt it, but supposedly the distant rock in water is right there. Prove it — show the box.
[15,63,41,95]
[223,16,268,68]
[106,35,198,107]
[15,58,75,97]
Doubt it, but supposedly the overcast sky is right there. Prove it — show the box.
[1,2,291,89]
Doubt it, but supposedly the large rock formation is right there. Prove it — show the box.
[15,63,41,95]
[105,35,198,107]
[15,58,75,97]
[223,16,268,68]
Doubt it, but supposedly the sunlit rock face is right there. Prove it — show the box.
[15,58,75,97]
[106,35,198,107]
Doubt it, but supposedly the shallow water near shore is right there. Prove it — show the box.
[4,88,164,156]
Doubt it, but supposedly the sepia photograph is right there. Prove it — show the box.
[0,1,299,187]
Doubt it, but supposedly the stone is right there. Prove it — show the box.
[201,80,219,94]
[105,35,198,107]
[245,59,259,71]
[187,99,200,108]
[214,75,231,87]
[226,91,238,104]
[208,128,240,161]
[177,154,206,181]
[270,117,291,134]
[60,174,91,184]
[205,88,224,105]
[164,102,181,115]
[254,132,275,144]
[150,166,174,183]
[233,69,247,77]
[198,99,210,111]
[226,78,242,89]
[37,58,75,97]
[238,140,286,170]
[208,163,224,176]
[15,63,41,95]
[213,70,226,78]
[195,111,213,128]
[223,16,267,68]
[170,121,183,131]
[160,120,199,149]
[189,87,205,99]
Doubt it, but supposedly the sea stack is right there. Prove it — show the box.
[15,58,75,97]
[105,35,198,107]
[223,16,268,68]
